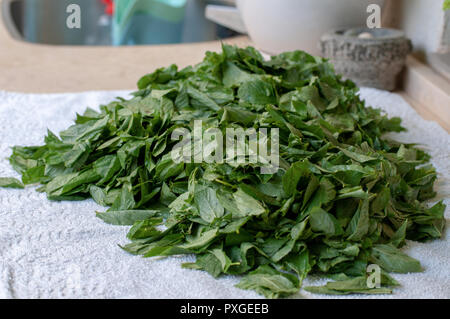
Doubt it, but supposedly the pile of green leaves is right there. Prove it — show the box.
[1,45,445,298]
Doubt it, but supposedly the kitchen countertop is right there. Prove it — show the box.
[0,0,448,133]
[0,1,250,93]
[0,34,249,93]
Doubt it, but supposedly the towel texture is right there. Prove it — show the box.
[0,89,448,299]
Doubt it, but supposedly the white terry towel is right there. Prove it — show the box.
[0,89,449,299]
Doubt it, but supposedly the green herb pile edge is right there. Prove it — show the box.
[1,44,445,298]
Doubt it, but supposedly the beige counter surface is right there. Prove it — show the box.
[0,1,448,132]
[0,3,250,93]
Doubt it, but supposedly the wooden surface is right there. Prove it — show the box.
[0,0,250,93]
[0,0,448,133]
[402,56,450,133]
[0,36,247,92]
[429,52,450,80]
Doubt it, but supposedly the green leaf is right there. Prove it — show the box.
[220,106,257,126]
[233,188,266,217]
[238,78,277,105]
[89,185,107,206]
[346,199,370,241]
[111,184,136,211]
[305,276,393,295]
[271,239,296,262]
[193,248,232,277]
[178,228,219,251]
[309,207,341,236]
[93,155,121,184]
[338,147,377,163]
[371,244,422,273]
[194,185,224,223]
[46,170,100,198]
[444,0,450,10]
[127,218,163,240]
[285,249,311,280]
[390,220,408,248]
[291,219,308,240]
[2,43,445,300]
[0,177,24,189]
[282,160,309,196]
[370,187,390,214]
[236,265,299,298]
[96,210,159,225]
[187,85,220,111]
[222,61,253,87]
[220,217,249,234]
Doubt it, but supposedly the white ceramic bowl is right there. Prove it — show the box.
[236,0,385,55]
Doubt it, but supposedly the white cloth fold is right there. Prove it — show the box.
[0,89,448,299]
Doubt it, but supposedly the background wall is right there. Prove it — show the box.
[383,0,448,60]
[443,10,450,48]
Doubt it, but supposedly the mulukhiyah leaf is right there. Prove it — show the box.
[194,185,224,223]
[238,78,277,105]
[178,228,219,251]
[232,188,266,217]
[191,248,233,277]
[235,265,299,299]
[371,244,422,273]
[285,249,311,279]
[390,220,408,248]
[282,160,309,196]
[89,185,107,206]
[127,217,163,240]
[305,276,394,295]
[0,177,24,189]
[346,199,370,241]
[0,44,445,299]
[96,210,160,225]
[111,184,136,211]
[309,207,342,236]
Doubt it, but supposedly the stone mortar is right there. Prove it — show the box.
[320,28,412,91]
